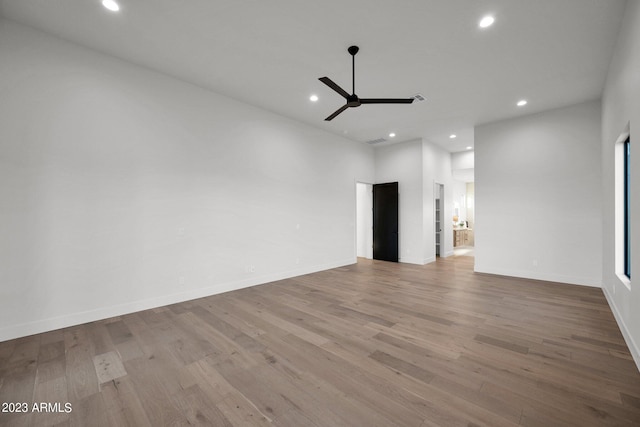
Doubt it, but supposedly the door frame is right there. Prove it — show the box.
[434,182,445,257]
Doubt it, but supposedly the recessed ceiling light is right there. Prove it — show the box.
[389,133,396,138]
[466,146,473,150]
[450,134,457,139]
[479,15,495,28]
[102,0,120,12]
[309,94,319,102]
[517,99,528,107]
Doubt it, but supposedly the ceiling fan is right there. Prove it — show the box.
[319,45,414,121]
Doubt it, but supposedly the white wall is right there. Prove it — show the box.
[451,151,475,171]
[0,20,374,341]
[375,140,424,264]
[601,0,640,367]
[373,139,458,264]
[422,140,455,261]
[475,100,603,286]
[451,150,475,183]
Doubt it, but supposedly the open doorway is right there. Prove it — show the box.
[356,182,399,262]
[356,182,373,259]
[453,181,475,257]
[435,183,444,257]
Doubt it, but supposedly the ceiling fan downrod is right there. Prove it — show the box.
[318,45,414,121]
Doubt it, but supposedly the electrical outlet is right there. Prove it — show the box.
[532,259,538,267]
[179,276,185,286]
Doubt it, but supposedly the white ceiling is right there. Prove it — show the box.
[0,0,627,152]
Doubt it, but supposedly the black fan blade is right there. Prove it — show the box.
[325,104,349,121]
[360,98,415,104]
[319,77,350,99]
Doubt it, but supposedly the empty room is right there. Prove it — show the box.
[1,0,639,426]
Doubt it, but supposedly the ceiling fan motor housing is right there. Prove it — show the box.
[347,94,360,107]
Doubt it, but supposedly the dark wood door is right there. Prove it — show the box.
[373,182,399,262]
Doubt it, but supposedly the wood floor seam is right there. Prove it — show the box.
[1,256,639,426]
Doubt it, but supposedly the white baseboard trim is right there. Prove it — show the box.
[399,256,425,265]
[423,256,436,264]
[0,258,355,343]
[602,287,640,372]
[473,264,601,288]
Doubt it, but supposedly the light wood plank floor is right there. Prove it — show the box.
[1,256,640,426]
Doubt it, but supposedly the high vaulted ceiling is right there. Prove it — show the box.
[0,0,627,152]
